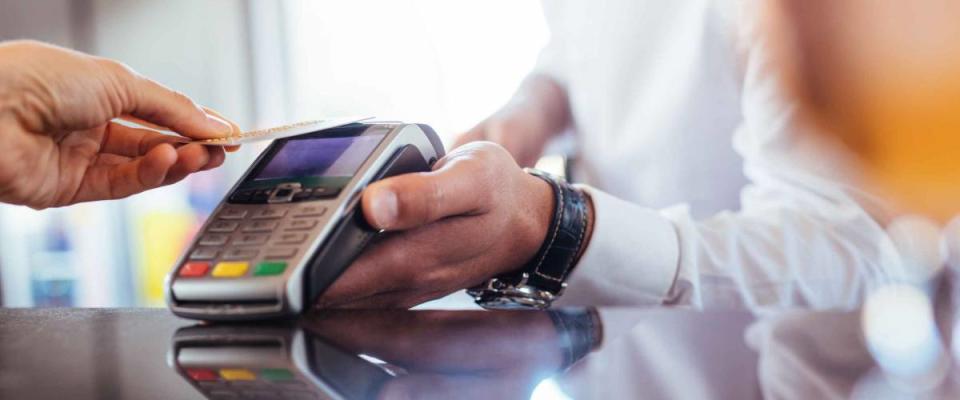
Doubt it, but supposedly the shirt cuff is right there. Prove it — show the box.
[554,186,681,306]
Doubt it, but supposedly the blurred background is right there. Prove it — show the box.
[0,0,548,307]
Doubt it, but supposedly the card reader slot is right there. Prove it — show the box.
[303,144,433,307]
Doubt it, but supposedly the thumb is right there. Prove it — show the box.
[361,150,496,231]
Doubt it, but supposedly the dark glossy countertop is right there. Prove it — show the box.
[0,303,955,400]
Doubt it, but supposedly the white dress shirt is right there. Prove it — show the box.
[541,0,909,310]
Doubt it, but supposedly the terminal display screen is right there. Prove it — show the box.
[244,126,386,188]
[255,133,385,181]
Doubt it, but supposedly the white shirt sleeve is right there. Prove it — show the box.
[558,173,908,310]
[554,8,911,310]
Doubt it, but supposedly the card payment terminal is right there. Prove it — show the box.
[166,122,444,320]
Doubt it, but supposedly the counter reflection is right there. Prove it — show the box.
[167,292,960,400]
[169,308,601,400]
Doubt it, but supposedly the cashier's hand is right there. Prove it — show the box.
[318,142,556,308]
[0,40,239,209]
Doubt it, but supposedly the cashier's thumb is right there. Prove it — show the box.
[362,154,489,231]
[363,185,400,230]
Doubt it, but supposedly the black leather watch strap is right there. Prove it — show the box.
[468,169,590,309]
[498,169,588,293]
[524,169,589,293]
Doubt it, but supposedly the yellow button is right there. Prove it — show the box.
[219,368,256,381]
[211,261,249,277]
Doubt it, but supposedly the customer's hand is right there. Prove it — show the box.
[317,142,558,308]
[0,40,239,209]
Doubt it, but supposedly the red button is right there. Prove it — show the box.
[179,262,211,277]
[186,368,218,381]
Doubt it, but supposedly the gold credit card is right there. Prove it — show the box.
[176,116,374,146]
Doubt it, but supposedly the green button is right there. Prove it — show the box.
[259,368,294,381]
[253,261,287,276]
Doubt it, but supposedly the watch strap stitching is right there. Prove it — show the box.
[554,185,588,282]
[532,175,565,282]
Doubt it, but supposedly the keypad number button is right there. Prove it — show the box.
[264,248,297,259]
[294,205,327,217]
[222,248,259,260]
[243,220,279,233]
[252,208,288,220]
[208,221,239,233]
[218,208,248,220]
[286,219,318,231]
[190,248,219,260]
[233,234,269,246]
[275,233,308,245]
[198,234,229,246]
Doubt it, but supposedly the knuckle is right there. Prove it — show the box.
[472,141,513,164]
[168,88,198,108]
[95,58,138,112]
[420,268,451,289]
[97,58,136,80]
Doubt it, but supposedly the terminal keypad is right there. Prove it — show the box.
[177,203,328,279]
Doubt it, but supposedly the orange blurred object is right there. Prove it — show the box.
[770,0,960,222]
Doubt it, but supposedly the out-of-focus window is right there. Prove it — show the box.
[283,0,548,142]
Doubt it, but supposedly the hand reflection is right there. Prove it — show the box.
[300,308,600,400]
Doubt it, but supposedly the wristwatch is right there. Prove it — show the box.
[467,168,591,309]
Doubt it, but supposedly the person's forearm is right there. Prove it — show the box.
[496,73,572,144]
[459,74,572,167]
